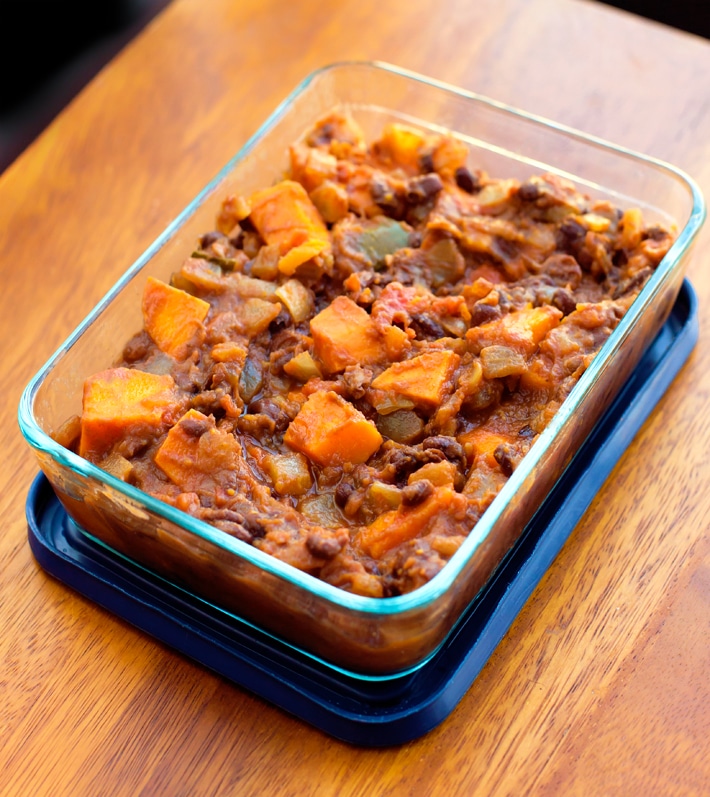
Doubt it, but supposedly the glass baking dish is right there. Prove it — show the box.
[19,61,705,675]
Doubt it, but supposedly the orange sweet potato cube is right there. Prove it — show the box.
[310,295,387,373]
[466,305,562,358]
[142,277,210,359]
[80,368,182,459]
[459,427,515,468]
[284,390,383,467]
[370,349,460,407]
[248,180,330,256]
[154,409,244,494]
[377,123,427,173]
[358,486,466,559]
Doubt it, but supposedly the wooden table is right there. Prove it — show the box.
[2,1,709,793]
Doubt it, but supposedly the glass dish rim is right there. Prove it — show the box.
[18,59,707,618]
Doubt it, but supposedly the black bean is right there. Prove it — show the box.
[419,151,435,173]
[122,331,151,363]
[242,513,266,539]
[559,219,586,241]
[229,227,245,249]
[469,302,502,327]
[181,417,211,438]
[644,225,669,242]
[306,531,345,559]
[422,436,466,467]
[411,313,446,339]
[213,520,254,543]
[200,231,225,249]
[406,173,443,204]
[371,176,400,210]
[493,444,516,476]
[401,480,434,506]
[612,249,628,267]
[248,398,290,433]
[334,481,355,508]
[455,166,479,193]
[517,182,541,201]
[552,288,577,316]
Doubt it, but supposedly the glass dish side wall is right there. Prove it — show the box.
[20,62,705,674]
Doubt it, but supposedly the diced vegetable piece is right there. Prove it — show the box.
[370,350,460,407]
[284,390,383,467]
[377,123,427,172]
[580,213,611,233]
[353,217,411,268]
[262,452,312,496]
[375,409,423,444]
[235,298,283,337]
[231,272,278,299]
[310,296,386,373]
[179,257,229,292]
[154,409,244,493]
[80,368,182,459]
[274,279,314,322]
[466,305,562,358]
[309,180,349,224]
[431,136,469,178]
[283,351,322,382]
[424,238,465,288]
[305,110,365,148]
[476,179,519,211]
[367,481,403,511]
[216,194,251,234]
[408,460,457,487]
[249,243,281,280]
[142,276,210,358]
[297,494,345,529]
[238,356,263,402]
[102,452,133,481]
[619,207,644,250]
[288,144,338,191]
[278,239,330,277]
[479,345,528,378]
[248,180,330,259]
[211,341,248,365]
[358,486,465,558]
[51,414,81,449]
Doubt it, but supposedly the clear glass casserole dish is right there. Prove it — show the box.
[19,61,705,675]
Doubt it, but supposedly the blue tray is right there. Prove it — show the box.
[26,280,698,747]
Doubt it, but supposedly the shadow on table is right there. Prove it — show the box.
[0,0,171,174]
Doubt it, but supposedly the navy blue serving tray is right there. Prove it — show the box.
[27,280,698,747]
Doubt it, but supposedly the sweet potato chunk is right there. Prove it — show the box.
[142,277,210,358]
[377,123,427,173]
[370,350,460,407]
[459,428,515,468]
[358,486,466,559]
[80,368,182,459]
[466,305,562,358]
[284,390,383,467]
[310,295,387,373]
[248,180,330,275]
[154,409,246,494]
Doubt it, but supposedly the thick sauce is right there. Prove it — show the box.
[73,112,674,597]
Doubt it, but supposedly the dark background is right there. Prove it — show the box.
[0,0,708,174]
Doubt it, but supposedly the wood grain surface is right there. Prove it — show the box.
[1,0,709,794]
